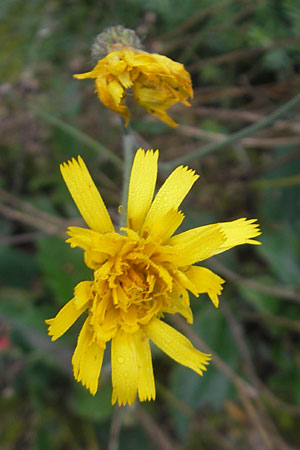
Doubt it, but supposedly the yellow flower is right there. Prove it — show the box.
[74,48,193,128]
[46,149,261,405]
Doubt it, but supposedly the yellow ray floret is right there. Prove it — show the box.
[141,164,199,238]
[127,148,158,232]
[45,281,92,340]
[74,48,193,127]
[111,329,155,406]
[46,150,261,405]
[184,266,225,308]
[146,318,211,375]
[60,156,114,233]
[168,218,261,263]
[72,319,105,396]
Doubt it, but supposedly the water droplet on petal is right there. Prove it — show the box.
[118,356,124,364]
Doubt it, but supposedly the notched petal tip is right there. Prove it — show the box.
[45,318,58,341]
[60,155,82,173]
[146,318,211,377]
[72,320,105,397]
[181,165,200,180]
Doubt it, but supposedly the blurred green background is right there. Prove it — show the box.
[1,1,300,449]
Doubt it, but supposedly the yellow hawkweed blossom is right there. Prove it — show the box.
[74,48,193,127]
[46,149,261,406]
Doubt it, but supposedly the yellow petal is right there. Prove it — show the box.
[149,208,185,243]
[60,156,114,233]
[142,165,199,237]
[147,108,179,128]
[74,281,93,308]
[108,79,124,106]
[199,218,261,256]
[45,294,89,341]
[127,149,158,232]
[74,49,193,128]
[72,319,105,395]
[111,330,138,406]
[169,225,226,265]
[95,77,130,125]
[133,83,172,105]
[73,70,97,80]
[164,288,193,324]
[66,226,99,250]
[170,218,261,262]
[118,70,133,89]
[133,83,178,128]
[185,266,225,308]
[133,329,156,402]
[174,269,199,297]
[73,59,105,79]
[146,318,210,375]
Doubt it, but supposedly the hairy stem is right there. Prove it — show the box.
[161,92,300,171]
[120,128,135,228]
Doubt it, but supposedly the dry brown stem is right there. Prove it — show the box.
[135,404,176,450]
[170,315,287,450]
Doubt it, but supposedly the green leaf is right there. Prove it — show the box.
[70,382,113,423]
[35,427,52,450]
[170,304,238,438]
[237,275,281,314]
[37,236,92,306]
[0,246,37,288]
[258,147,300,223]
[257,226,300,287]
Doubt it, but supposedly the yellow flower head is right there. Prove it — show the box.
[46,149,261,406]
[74,48,193,128]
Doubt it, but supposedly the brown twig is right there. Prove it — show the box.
[192,76,300,104]
[262,386,300,417]
[135,404,177,450]
[177,124,300,149]
[0,203,65,236]
[157,381,236,449]
[156,381,194,419]
[159,0,234,42]
[189,416,237,450]
[242,312,300,332]
[194,106,300,133]
[0,189,66,227]
[170,315,279,450]
[221,301,257,382]
[221,301,288,449]
[107,406,124,450]
[0,231,46,247]
[171,314,257,396]
[179,3,256,64]
[209,260,300,304]
[189,37,300,70]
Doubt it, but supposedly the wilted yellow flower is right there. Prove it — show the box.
[46,149,260,405]
[74,48,193,127]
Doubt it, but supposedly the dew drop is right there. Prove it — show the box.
[118,356,124,364]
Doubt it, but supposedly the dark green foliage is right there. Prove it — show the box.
[1,0,300,448]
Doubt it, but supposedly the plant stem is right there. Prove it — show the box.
[161,92,300,171]
[120,128,135,228]
[32,107,123,169]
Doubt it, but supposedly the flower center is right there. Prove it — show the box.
[87,231,177,342]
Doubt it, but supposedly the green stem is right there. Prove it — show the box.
[31,107,123,169]
[161,92,300,171]
[251,174,300,189]
[120,128,135,228]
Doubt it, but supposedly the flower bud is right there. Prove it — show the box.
[91,25,143,61]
